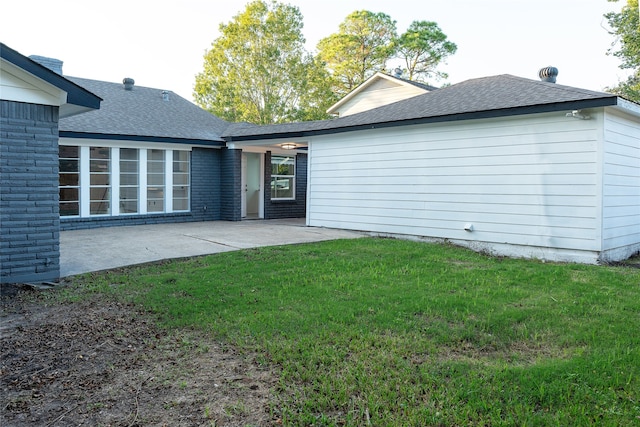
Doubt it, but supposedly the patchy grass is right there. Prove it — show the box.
[63,238,640,426]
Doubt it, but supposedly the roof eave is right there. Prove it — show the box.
[59,131,226,147]
[1,43,102,112]
[228,97,619,142]
[611,97,640,118]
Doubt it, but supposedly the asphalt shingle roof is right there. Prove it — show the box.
[223,74,619,140]
[60,77,230,143]
[395,75,439,91]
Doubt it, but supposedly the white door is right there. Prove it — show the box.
[241,152,263,219]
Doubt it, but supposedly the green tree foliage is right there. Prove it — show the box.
[194,0,335,124]
[317,11,398,96]
[317,11,457,96]
[396,21,458,82]
[605,0,640,101]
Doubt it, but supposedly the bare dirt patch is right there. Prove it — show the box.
[0,285,279,426]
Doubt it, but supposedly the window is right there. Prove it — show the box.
[147,149,165,212]
[119,148,139,214]
[58,146,191,218]
[89,147,110,215]
[59,146,79,216]
[173,151,190,211]
[271,155,295,199]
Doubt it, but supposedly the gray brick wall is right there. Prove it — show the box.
[220,148,242,221]
[1,100,60,284]
[60,147,223,230]
[191,147,221,222]
[264,151,307,219]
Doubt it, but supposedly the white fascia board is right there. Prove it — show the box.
[613,97,640,119]
[0,59,67,106]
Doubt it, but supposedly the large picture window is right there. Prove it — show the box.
[271,155,295,200]
[59,145,190,218]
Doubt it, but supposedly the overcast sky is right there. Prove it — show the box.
[0,0,630,101]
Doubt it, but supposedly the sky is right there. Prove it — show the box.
[0,0,631,102]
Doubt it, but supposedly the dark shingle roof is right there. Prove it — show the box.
[224,74,619,141]
[60,77,230,144]
[393,75,439,91]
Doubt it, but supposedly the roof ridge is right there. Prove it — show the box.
[499,74,612,97]
[67,76,176,93]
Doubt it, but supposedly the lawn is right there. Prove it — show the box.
[65,238,640,426]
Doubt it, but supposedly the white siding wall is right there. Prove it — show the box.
[339,80,426,117]
[308,112,604,262]
[601,108,640,259]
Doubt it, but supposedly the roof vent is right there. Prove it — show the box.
[29,55,63,75]
[538,66,558,83]
[123,77,135,91]
[393,67,403,78]
[162,90,170,101]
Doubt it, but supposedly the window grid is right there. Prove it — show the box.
[59,145,80,217]
[147,149,165,213]
[58,146,191,218]
[173,151,190,211]
[119,148,139,214]
[270,155,295,200]
[89,147,110,215]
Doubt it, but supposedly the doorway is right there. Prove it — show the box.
[241,152,263,219]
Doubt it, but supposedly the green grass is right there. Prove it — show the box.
[63,238,640,426]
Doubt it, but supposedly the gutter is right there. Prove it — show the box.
[59,131,226,147]
[225,97,620,143]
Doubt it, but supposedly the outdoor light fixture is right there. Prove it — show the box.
[566,110,591,120]
[281,143,297,150]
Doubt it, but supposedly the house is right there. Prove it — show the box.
[1,44,101,283]
[1,43,306,284]
[2,41,639,285]
[55,71,307,230]
[326,71,437,117]
[226,72,640,264]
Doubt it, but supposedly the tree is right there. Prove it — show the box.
[605,0,640,101]
[194,0,335,124]
[317,11,397,96]
[396,21,457,82]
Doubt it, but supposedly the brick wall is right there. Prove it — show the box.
[1,101,60,284]
[190,147,221,221]
[264,151,307,219]
[220,148,242,221]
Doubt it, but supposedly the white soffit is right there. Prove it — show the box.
[0,58,67,106]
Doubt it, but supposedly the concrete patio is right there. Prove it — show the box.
[60,219,363,277]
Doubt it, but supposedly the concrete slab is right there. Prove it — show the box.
[60,219,363,277]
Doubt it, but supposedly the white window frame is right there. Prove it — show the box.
[59,143,192,218]
[58,145,81,217]
[172,150,191,212]
[270,155,296,201]
[118,148,139,215]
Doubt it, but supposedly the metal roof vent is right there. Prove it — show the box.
[162,90,170,101]
[538,66,558,83]
[123,77,135,91]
